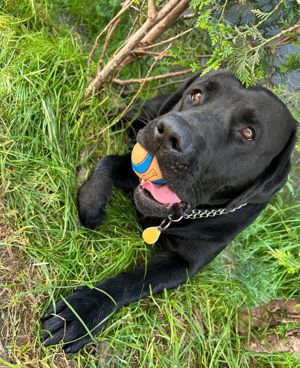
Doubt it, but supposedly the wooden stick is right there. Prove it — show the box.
[140,0,190,46]
[147,0,157,20]
[85,0,187,96]
[113,69,192,85]
[121,77,188,95]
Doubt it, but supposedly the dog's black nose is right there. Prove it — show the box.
[155,116,192,152]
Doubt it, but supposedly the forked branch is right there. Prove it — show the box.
[85,0,190,97]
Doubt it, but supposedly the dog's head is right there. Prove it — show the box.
[134,69,298,218]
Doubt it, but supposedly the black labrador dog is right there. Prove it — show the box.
[41,69,298,353]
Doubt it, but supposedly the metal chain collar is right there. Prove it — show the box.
[159,202,248,231]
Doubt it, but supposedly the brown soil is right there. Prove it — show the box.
[239,298,300,358]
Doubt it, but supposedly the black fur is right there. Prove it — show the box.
[41,69,298,353]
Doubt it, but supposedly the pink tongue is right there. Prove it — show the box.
[141,181,181,205]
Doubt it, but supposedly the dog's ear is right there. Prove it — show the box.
[227,129,297,209]
[158,72,202,116]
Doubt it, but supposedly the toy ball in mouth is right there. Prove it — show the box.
[131,143,165,184]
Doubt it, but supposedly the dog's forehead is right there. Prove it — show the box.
[199,69,237,80]
[243,88,294,128]
[188,72,293,122]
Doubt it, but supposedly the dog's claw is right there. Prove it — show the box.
[63,336,93,353]
[42,299,68,321]
[40,331,50,342]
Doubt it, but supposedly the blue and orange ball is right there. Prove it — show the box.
[131,143,165,184]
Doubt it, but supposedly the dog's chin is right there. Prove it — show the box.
[133,186,177,218]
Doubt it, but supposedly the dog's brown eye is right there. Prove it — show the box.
[242,127,255,140]
[191,91,202,103]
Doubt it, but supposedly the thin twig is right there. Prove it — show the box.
[124,0,147,41]
[132,49,180,59]
[87,0,133,72]
[97,19,122,73]
[121,77,189,95]
[145,77,189,90]
[113,69,192,85]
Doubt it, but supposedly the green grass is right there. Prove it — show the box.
[0,1,300,367]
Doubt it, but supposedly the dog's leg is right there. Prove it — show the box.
[41,235,230,353]
[41,249,201,353]
[77,153,138,229]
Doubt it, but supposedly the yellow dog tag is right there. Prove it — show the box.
[142,227,161,244]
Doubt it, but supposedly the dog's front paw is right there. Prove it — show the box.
[77,159,114,229]
[77,185,107,229]
[41,287,116,353]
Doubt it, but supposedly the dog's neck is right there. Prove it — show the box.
[142,202,248,245]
